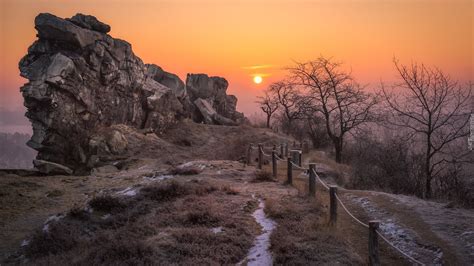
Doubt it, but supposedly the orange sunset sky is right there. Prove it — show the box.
[0,0,473,133]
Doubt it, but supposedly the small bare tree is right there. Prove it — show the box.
[268,80,305,134]
[382,59,472,198]
[290,57,379,163]
[256,90,279,128]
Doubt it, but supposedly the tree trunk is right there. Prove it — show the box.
[266,115,271,128]
[425,177,432,198]
[425,131,432,198]
[334,137,343,163]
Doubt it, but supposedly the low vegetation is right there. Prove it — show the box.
[12,180,257,265]
[265,196,363,264]
[253,170,275,182]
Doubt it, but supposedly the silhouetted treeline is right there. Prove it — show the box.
[0,132,36,169]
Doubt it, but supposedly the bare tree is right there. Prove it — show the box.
[382,59,472,198]
[268,80,305,134]
[256,90,279,128]
[290,57,379,163]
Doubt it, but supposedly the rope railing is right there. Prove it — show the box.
[274,153,287,162]
[313,169,330,190]
[259,147,272,157]
[334,193,369,228]
[290,160,307,170]
[312,168,425,265]
[248,142,428,265]
[377,231,425,265]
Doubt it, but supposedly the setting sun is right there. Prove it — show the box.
[253,76,263,84]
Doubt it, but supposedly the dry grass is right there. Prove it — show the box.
[221,185,239,195]
[11,179,257,265]
[88,195,126,212]
[308,151,352,186]
[169,166,202,175]
[265,195,364,265]
[252,170,275,182]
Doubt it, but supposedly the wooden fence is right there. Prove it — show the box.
[247,142,425,266]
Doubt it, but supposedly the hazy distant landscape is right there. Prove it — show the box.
[0,132,35,169]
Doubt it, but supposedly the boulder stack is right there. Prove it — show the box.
[19,13,246,173]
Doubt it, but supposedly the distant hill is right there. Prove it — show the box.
[0,132,36,169]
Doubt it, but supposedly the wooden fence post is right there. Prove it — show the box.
[280,144,284,158]
[287,157,293,185]
[330,186,337,224]
[246,144,252,166]
[298,150,302,167]
[290,150,300,166]
[272,150,277,178]
[258,143,263,169]
[284,142,288,157]
[369,220,380,266]
[308,163,316,197]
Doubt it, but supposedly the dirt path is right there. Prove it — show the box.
[314,172,474,265]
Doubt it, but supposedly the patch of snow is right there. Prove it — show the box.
[143,174,175,184]
[177,161,207,170]
[211,226,223,234]
[101,214,111,220]
[116,187,137,197]
[21,239,30,247]
[178,162,194,168]
[241,198,276,266]
[42,214,64,233]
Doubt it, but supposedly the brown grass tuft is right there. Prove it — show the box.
[140,181,190,201]
[253,170,275,182]
[221,185,239,195]
[89,195,125,212]
[169,166,202,175]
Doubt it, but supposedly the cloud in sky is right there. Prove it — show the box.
[241,64,277,70]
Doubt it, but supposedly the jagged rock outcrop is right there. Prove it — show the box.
[19,13,245,173]
[186,74,246,124]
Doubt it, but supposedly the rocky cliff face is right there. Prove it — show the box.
[19,13,246,173]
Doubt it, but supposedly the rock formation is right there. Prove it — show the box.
[19,13,246,173]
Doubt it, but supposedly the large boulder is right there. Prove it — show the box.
[66,13,111,33]
[194,98,238,126]
[19,13,246,173]
[19,13,177,172]
[33,159,73,175]
[186,74,246,124]
[146,64,186,99]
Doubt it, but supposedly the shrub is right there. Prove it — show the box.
[89,195,125,212]
[141,181,190,201]
[253,170,274,182]
[170,166,202,175]
[185,210,220,226]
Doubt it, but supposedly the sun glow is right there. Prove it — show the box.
[253,76,263,84]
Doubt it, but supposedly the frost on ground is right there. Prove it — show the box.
[42,214,64,233]
[346,194,443,265]
[210,226,223,234]
[177,161,207,170]
[242,198,276,266]
[384,193,474,264]
[116,186,137,197]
